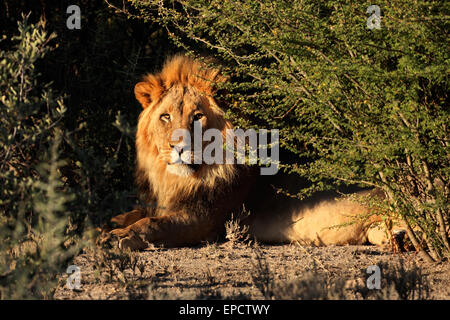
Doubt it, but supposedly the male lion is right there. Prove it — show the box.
[104,55,397,250]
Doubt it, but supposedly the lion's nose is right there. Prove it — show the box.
[169,143,184,155]
[169,143,183,154]
[169,142,192,164]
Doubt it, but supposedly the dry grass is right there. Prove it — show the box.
[225,209,251,248]
[54,238,448,300]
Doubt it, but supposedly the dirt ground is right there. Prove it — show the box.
[54,241,450,300]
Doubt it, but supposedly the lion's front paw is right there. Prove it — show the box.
[118,235,148,251]
[104,227,148,251]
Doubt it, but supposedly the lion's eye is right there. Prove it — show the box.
[160,113,170,121]
[193,113,204,121]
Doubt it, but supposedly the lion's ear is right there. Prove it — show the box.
[134,76,164,109]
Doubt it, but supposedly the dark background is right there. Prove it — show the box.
[1,0,177,227]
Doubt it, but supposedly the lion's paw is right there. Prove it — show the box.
[103,228,148,251]
[118,235,148,251]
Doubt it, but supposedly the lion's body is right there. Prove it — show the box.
[107,55,393,250]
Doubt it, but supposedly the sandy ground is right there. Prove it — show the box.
[54,242,450,300]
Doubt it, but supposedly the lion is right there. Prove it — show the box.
[104,55,401,250]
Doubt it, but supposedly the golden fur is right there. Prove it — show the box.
[104,55,397,250]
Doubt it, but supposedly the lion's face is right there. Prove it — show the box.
[145,84,219,177]
[134,55,236,196]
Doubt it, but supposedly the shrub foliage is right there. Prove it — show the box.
[0,15,75,299]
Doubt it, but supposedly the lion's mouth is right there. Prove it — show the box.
[166,162,201,177]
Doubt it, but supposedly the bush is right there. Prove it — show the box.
[130,0,449,261]
[0,15,76,299]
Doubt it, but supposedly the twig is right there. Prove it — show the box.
[294,241,330,274]
[275,97,301,119]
